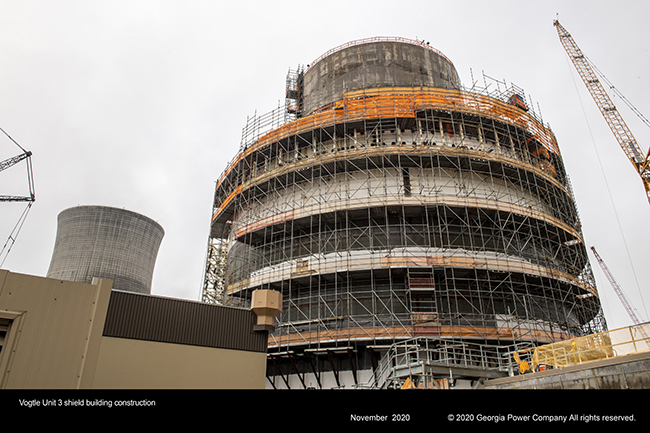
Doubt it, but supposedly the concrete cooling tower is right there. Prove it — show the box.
[202,37,607,389]
[47,205,164,294]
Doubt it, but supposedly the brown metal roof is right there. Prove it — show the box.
[103,290,267,353]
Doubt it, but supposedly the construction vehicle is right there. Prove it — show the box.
[554,20,650,205]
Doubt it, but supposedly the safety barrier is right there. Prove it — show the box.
[523,322,650,371]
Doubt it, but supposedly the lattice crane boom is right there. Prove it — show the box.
[590,246,643,325]
[1,127,35,266]
[554,20,650,205]
[0,151,35,202]
[0,151,31,173]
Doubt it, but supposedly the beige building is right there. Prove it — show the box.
[0,269,272,389]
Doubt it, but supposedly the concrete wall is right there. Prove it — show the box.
[302,40,460,115]
[484,351,650,389]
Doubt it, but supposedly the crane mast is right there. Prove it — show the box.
[554,20,650,205]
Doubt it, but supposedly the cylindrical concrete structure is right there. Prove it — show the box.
[47,205,164,294]
[204,38,606,389]
[302,38,460,116]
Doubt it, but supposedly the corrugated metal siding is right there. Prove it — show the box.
[103,291,267,353]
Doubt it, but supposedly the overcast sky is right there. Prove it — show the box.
[1,0,648,331]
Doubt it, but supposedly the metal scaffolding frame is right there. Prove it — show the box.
[203,59,606,388]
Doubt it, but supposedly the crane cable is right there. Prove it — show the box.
[564,54,648,322]
[0,201,33,267]
[587,56,650,131]
[0,125,28,153]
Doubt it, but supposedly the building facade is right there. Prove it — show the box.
[0,270,269,389]
[203,37,606,389]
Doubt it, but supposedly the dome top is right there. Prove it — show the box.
[306,36,455,71]
[301,37,461,116]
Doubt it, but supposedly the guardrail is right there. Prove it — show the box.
[356,337,527,388]
[529,322,650,370]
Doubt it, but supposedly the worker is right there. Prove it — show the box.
[569,341,586,364]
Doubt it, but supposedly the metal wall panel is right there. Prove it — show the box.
[103,290,267,353]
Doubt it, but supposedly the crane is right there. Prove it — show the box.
[591,246,650,350]
[590,246,645,326]
[0,126,35,266]
[554,20,650,205]
[0,151,34,202]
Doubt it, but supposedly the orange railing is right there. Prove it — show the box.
[215,86,560,193]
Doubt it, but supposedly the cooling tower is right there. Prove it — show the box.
[203,37,606,388]
[47,205,164,294]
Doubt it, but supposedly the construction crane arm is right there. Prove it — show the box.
[0,151,32,173]
[0,195,35,202]
[0,150,35,203]
[590,246,643,325]
[0,127,35,266]
[554,20,650,204]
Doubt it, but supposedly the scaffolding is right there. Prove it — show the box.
[201,237,229,304]
[363,337,528,389]
[285,66,304,122]
[204,40,606,388]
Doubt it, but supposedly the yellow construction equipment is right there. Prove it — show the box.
[554,20,650,205]
[512,350,531,374]
[400,376,450,389]
[512,322,650,374]
[401,377,419,389]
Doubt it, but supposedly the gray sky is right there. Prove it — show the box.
[1,0,648,331]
